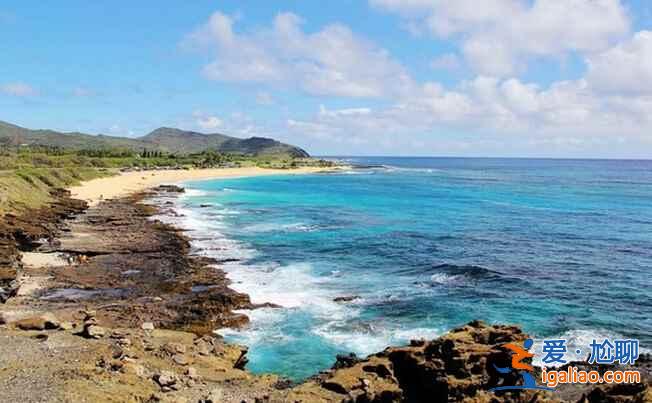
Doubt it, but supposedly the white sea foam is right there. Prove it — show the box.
[242,222,316,234]
[217,308,298,344]
[225,262,347,314]
[181,189,211,198]
[314,322,442,357]
[430,273,463,285]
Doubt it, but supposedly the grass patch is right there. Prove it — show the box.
[0,167,111,214]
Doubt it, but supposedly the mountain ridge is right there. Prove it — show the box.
[0,120,309,158]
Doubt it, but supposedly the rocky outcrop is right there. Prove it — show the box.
[284,321,650,403]
[1,188,87,303]
[8,186,252,334]
[10,312,61,331]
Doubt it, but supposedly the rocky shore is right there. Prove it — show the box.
[0,187,650,402]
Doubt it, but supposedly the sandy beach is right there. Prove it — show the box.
[68,166,332,206]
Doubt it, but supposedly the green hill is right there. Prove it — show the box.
[0,120,309,158]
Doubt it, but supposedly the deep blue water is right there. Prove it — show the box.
[167,157,652,380]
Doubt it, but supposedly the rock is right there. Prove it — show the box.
[0,312,7,325]
[162,342,186,355]
[141,322,155,331]
[307,321,566,403]
[172,354,189,366]
[333,353,362,369]
[83,325,106,339]
[195,340,213,356]
[82,310,97,321]
[186,367,199,379]
[233,346,249,370]
[154,370,177,389]
[321,356,401,401]
[11,313,60,330]
[110,329,128,339]
[202,388,223,403]
[122,362,147,378]
[59,321,74,331]
[31,333,49,341]
[156,185,185,193]
[333,295,361,303]
[117,338,132,347]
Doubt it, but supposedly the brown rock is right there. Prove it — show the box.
[186,367,199,380]
[11,313,60,331]
[141,322,155,331]
[154,370,177,389]
[59,321,74,331]
[202,388,223,403]
[163,342,186,355]
[172,354,190,366]
[78,324,106,339]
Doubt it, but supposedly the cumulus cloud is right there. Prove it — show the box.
[586,30,652,94]
[182,9,651,156]
[184,11,414,98]
[371,0,630,76]
[1,82,39,97]
[287,73,651,153]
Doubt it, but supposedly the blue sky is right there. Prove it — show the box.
[1,1,651,158]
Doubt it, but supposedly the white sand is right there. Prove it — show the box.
[69,166,333,206]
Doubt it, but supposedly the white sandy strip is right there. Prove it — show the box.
[21,252,68,268]
[68,167,333,206]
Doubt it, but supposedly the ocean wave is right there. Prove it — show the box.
[224,262,348,314]
[242,222,318,234]
[381,165,442,174]
[181,188,211,198]
[217,308,298,344]
[314,321,442,357]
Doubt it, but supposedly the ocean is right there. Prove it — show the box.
[159,157,652,380]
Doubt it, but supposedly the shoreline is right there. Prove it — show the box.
[68,166,339,206]
[0,180,649,401]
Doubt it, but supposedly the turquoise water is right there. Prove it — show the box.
[170,157,651,380]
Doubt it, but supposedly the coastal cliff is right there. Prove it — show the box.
[0,187,649,402]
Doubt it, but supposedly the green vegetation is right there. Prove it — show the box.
[0,167,110,213]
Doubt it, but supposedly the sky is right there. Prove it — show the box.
[1,1,651,158]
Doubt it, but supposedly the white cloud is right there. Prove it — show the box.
[196,116,223,130]
[586,30,652,94]
[179,9,651,157]
[184,11,414,98]
[193,111,223,130]
[371,0,630,76]
[287,72,652,154]
[1,82,38,97]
